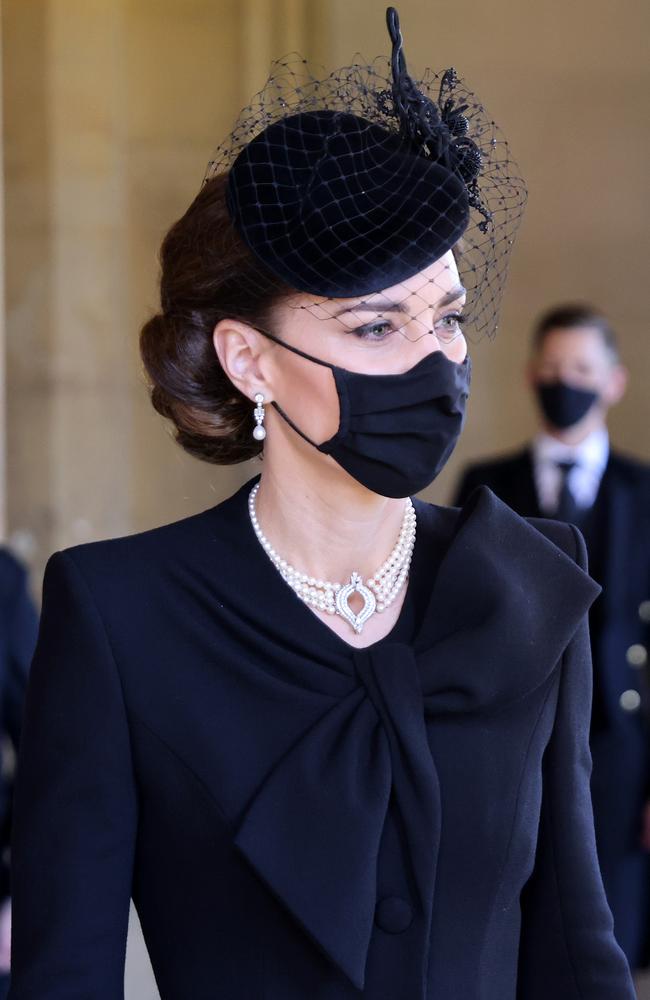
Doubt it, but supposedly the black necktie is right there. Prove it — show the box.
[553,459,580,523]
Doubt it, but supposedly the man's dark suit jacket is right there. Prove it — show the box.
[0,550,37,903]
[7,477,636,998]
[454,447,650,969]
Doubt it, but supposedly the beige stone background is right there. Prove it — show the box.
[2,0,649,996]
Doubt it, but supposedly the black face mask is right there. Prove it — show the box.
[535,380,599,430]
[256,329,471,498]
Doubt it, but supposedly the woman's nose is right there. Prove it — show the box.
[425,329,468,363]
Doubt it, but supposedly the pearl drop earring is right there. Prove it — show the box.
[252,393,266,441]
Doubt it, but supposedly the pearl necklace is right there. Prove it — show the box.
[248,483,416,634]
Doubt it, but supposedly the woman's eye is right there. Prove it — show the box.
[353,321,394,341]
[435,312,466,341]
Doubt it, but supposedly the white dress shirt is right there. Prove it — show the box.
[531,425,610,515]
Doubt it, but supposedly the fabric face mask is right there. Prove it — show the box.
[256,329,472,498]
[535,380,599,430]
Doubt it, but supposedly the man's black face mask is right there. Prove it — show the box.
[535,380,599,430]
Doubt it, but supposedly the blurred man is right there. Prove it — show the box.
[0,548,38,997]
[453,304,650,971]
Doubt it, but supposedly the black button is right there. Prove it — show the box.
[375,896,413,934]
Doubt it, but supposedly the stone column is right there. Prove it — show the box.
[5,0,134,573]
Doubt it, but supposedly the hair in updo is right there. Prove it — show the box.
[139,173,293,464]
[531,303,620,362]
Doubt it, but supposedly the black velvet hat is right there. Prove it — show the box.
[204,7,527,340]
[225,109,469,299]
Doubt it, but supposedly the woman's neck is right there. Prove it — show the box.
[252,461,409,585]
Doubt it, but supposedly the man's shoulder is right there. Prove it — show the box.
[607,448,650,486]
[460,445,531,479]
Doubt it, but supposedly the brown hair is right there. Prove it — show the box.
[531,303,620,362]
[139,174,293,464]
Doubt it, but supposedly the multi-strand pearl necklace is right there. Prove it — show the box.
[248,482,416,634]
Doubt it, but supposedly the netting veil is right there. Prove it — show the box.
[202,7,527,345]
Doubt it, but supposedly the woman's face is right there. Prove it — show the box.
[264,250,467,445]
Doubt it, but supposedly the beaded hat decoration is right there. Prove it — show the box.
[202,7,527,345]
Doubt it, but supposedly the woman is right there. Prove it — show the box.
[6,8,636,999]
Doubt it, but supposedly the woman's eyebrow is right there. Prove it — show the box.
[332,298,409,317]
[437,286,467,308]
[332,285,467,317]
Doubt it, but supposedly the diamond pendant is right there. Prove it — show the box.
[335,572,377,634]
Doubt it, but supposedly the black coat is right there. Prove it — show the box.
[7,476,636,999]
[0,549,37,903]
[454,447,650,968]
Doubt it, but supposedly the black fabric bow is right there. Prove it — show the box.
[233,486,600,989]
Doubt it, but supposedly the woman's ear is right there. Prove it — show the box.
[212,319,274,402]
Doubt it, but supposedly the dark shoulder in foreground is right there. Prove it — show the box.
[0,545,27,577]
[0,546,29,601]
